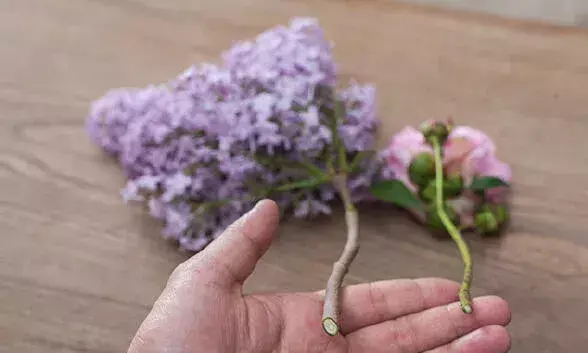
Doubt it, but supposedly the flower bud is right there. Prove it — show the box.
[419,174,463,202]
[494,204,508,225]
[475,203,509,235]
[474,211,498,234]
[420,120,451,145]
[444,174,464,198]
[426,202,459,234]
[409,152,435,188]
[419,180,436,202]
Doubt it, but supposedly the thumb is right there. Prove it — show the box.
[194,199,280,286]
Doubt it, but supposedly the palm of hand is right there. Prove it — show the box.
[128,201,510,353]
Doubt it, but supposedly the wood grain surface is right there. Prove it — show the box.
[2,1,588,352]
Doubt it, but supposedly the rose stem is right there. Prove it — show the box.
[322,173,359,336]
[431,136,474,314]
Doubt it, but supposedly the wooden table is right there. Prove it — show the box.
[2,1,587,352]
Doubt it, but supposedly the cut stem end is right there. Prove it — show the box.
[461,304,473,314]
[459,287,473,314]
[322,317,339,336]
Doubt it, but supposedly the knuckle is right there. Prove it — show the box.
[410,279,428,309]
[366,282,386,323]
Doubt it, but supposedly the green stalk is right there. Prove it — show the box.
[331,101,348,174]
[431,136,473,314]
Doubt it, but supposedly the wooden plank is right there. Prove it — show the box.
[1,0,587,352]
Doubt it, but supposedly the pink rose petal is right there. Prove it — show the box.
[449,126,496,152]
[383,126,432,192]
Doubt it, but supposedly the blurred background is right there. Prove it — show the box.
[402,0,588,26]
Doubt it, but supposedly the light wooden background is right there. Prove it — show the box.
[2,1,588,352]
[401,0,588,27]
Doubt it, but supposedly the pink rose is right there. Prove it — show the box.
[444,126,511,202]
[384,124,511,202]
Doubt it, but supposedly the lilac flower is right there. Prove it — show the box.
[86,87,153,156]
[162,203,192,239]
[294,196,332,218]
[338,83,379,152]
[147,198,166,219]
[161,172,192,202]
[86,17,384,251]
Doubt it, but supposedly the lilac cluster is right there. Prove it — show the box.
[87,18,383,251]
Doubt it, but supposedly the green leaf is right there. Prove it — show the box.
[470,176,510,191]
[349,151,375,173]
[274,177,327,192]
[191,199,232,216]
[299,160,326,179]
[253,154,327,179]
[370,180,425,211]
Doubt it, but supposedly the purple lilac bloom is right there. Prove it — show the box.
[86,87,155,156]
[86,17,385,251]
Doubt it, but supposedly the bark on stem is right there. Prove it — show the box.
[322,174,360,336]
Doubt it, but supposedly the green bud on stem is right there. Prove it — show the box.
[494,204,508,225]
[475,203,509,235]
[409,152,435,188]
[420,180,437,202]
[420,174,463,202]
[421,120,451,145]
[443,174,464,198]
[475,211,498,233]
[427,202,459,234]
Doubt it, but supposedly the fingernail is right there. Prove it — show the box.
[252,199,267,211]
[248,199,267,215]
[235,200,268,226]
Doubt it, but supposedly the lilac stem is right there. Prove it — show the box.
[321,173,359,336]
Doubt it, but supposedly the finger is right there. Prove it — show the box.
[347,295,511,353]
[334,278,460,333]
[424,325,511,353]
[181,199,280,287]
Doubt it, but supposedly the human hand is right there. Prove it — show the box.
[128,200,511,353]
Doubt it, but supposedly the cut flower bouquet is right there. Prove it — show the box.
[87,18,511,336]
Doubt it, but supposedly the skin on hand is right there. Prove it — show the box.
[128,200,511,353]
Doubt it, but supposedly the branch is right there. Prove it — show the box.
[273,177,327,192]
[322,173,360,336]
[253,154,324,178]
[334,102,348,173]
[432,137,473,314]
